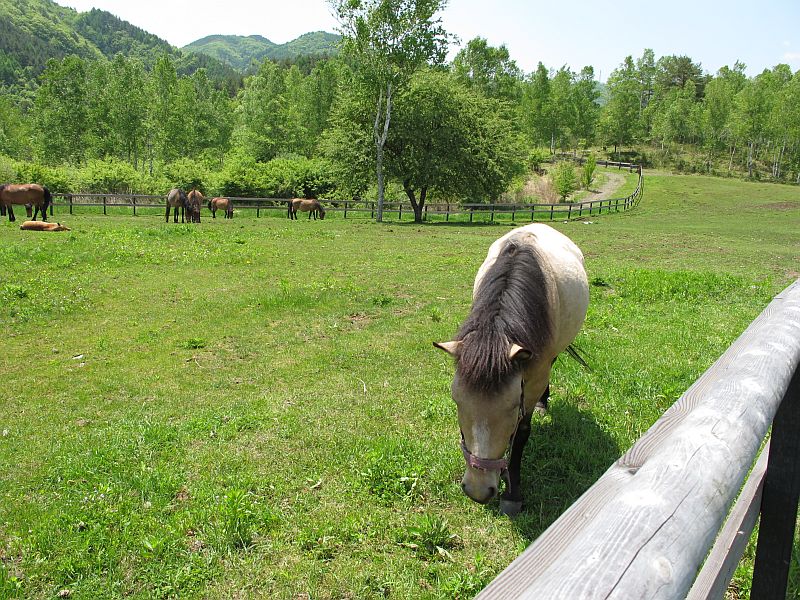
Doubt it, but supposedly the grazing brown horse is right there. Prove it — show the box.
[186,189,203,223]
[289,198,325,220]
[166,188,187,223]
[208,197,233,219]
[20,220,70,232]
[0,184,52,222]
[434,224,589,515]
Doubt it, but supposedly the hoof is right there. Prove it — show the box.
[499,499,523,516]
[533,403,547,415]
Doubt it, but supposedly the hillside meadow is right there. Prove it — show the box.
[0,173,798,599]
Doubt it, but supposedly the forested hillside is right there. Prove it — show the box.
[184,31,340,72]
[0,0,241,92]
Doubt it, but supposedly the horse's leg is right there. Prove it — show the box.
[32,204,39,220]
[7,205,15,222]
[499,410,534,516]
[534,383,550,414]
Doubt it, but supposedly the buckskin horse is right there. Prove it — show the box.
[208,197,233,219]
[0,184,52,222]
[434,224,589,515]
[20,220,70,231]
[288,198,325,220]
[166,188,187,223]
[186,189,203,223]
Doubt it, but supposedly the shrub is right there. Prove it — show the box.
[76,159,140,193]
[551,161,577,202]
[163,158,209,193]
[581,154,597,189]
[15,162,75,193]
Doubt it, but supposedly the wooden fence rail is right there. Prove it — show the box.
[50,163,644,222]
[477,279,800,599]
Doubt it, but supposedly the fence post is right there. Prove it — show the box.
[550,204,554,221]
[750,365,800,600]
[103,195,107,215]
[568,204,572,220]
[371,201,375,219]
[398,203,402,220]
[69,194,73,215]
[470,207,474,223]
[491,205,495,222]
[132,196,136,216]
[446,203,450,222]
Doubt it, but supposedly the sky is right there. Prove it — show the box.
[56,0,800,81]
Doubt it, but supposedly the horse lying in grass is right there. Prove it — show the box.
[186,189,203,223]
[434,223,589,515]
[1,184,52,222]
[166,188,187,223]
[208,197,233,219]
[289,198,325,220]
[20,220,70,231]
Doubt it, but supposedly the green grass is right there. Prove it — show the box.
[0,173,798,599]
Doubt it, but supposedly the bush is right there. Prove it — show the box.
[581,155,597,189]
[163,158,209,193]
[76,159,140,193]
[0,155,16,183]
[217,155,336,198]
[551,161,577,202]
[15,162,75,193]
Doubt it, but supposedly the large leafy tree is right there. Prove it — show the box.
[452,37,521,103]
[599,56,640,158]
[324,69,524,222]
[331,0,449,221]
[32,55,90,164]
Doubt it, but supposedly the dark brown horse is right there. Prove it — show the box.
[289,198,325,220]
[186,189,203,223]
[208,197,233,219]
[166,188,187,223]
[0,184,52,222]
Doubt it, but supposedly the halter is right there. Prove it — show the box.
[459,379,526,486]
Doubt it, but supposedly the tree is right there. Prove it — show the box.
[452,37,521,103]
[599,56,640,158]
[233,60,289,161]
[324,69,524,222]
[331,0,450,221]
[520,62,554,150]
[569,66,600,152]
[32,56,90,164]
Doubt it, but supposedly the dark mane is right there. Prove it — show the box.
[455,237,552,392]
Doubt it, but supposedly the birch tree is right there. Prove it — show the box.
[331,0,449,222]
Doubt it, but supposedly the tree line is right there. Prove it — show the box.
[0,0,798,223]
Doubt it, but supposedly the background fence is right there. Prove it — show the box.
[49,161,643,222]
[477,280,800,599]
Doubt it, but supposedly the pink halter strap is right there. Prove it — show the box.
[460,436,509,472]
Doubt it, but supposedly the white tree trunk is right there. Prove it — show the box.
[374,81,392,223]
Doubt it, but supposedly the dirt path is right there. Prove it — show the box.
[572,170,626,202]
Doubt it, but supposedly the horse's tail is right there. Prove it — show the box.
[43,186,52,209]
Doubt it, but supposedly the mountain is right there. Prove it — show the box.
[183,31,341,72]
[0,0,241,91]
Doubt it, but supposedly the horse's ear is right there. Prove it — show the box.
[509,344,532,362]
[433,340,461,356]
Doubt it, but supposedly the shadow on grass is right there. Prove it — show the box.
[504,400,620,543]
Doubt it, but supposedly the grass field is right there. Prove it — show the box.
[1,172,798,599]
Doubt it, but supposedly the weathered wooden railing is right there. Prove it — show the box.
[50,162,643,222]
[477,280,800,599]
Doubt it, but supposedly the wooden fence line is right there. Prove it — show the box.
[49,162,643,222]
[476,279,800,599]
